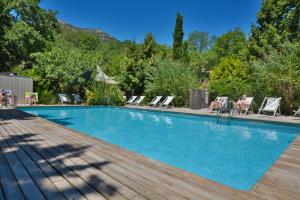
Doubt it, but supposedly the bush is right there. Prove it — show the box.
[145,60,199,106]
[85,83,124,105]
[39,89,57,104]
[250,42,300,114]
[209,57,252,101]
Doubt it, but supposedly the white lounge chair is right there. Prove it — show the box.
[242,97,254,115]
[293,107,300,117]
[72,94,83,104]
[233,97,254,115]
[149,96,163,107]
[4,90,11,95]
[160,96,174,108]
[126,96,138,104]
[133,96,145,105]
[212,96,228,112]
[257,97,281,117]
[58,93,70,104]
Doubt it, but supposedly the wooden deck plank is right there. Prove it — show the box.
[0,125,66,200]
[0,113,87,200]
[0,182,5,200]
[2,119,106,200]
[0,150,25,200]
[0,129,46,200]
[4,117,129,200]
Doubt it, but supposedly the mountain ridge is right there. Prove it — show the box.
[58,20,118,43]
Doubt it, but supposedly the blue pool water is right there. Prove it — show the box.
[19,106,300,190]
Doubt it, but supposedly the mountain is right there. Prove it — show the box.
[54,21,121,52]
[59,21,118,43]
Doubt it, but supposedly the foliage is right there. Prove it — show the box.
[25,47,103,102]
[38,88,57,104]
[0,0,59,71]
[121,35,159,95]
[54,23,102,52]
[121,41,144,95]
[85,83,124,105]
[172,13,185,61]
[209,57,252,100]
[250,42,300,114]
[213,28,247,59]
[145,60,199,106]
[249,0,300,57]
[187,31,216,52]
[141,33,157,60]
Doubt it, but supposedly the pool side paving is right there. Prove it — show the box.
[0,108,300,199]
[124,105,300,125]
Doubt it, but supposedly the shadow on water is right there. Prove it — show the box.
[0,109,120,199]
[48,118,74,126]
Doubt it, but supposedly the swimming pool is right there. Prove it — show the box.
[19,106,300,190]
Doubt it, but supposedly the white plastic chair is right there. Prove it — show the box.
[72,94,83,104]
[293,107,300,117]
[257,97,281,117]
[58,93,70,104]
[126,96,138,104]
[133,96,145,105]
[149,96,163,107]
[160,96,174,108]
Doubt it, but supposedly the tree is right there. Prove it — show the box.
[0,0,59,71]
[141,33,157,60]
[172,13,184,60]
[250,42,300,114]
[188,31,209,52]
[26,47,103,103]
[121,41,144,95]
[249,0,300,57]
[145,59,199,106]
[209,57,252,100]
[212,28,247,59]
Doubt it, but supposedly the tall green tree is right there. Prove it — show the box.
[141,33,157,60]
[213,28,247,59]
[121,41,144,95]
[188,31,210,52]
[249,0,300,57]
[172,13,184,60]
[0,0,59,71]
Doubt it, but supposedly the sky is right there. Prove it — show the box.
[40,0,262,45]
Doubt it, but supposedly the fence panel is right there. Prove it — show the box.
[189,89,209,109]
[0,75,33,104]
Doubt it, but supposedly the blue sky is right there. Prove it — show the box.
[40,0,262,45]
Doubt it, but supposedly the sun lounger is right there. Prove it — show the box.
[243,97,254,115]
[293,108,300,117]
[58,93,70,104]
[233,97,254,115]
[133,96,145,105]
[160,96,174,108]
[149,96,163,107]
[257,97,281,117]
[126,96,138,104]
[213,96,229,113]
[72,94,83,104]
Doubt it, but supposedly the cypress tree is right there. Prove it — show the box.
[172,13,184,60]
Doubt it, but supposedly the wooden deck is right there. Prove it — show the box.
[0,109,300,200]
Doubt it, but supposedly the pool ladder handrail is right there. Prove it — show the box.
[216,100,233,124]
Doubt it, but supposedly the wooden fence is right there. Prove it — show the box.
[0,75,33,104]
[189,89,209,109]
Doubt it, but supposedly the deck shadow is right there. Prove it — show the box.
[0,131,119,199]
